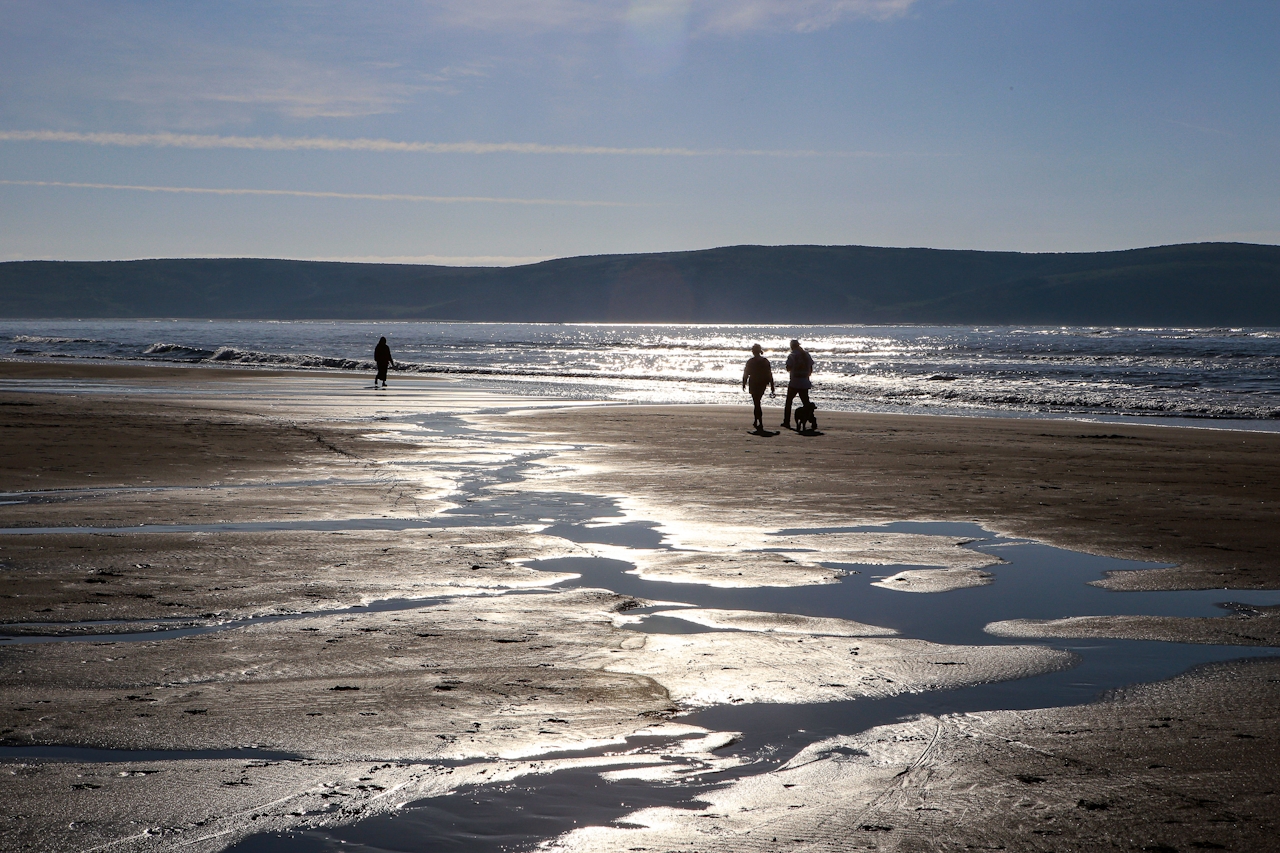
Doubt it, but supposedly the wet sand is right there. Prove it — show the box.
[987,603,1280,646]
[555,657,1280,853]
[3,364,1279,852]
[510,405,1280,590]
[1,368,685,851]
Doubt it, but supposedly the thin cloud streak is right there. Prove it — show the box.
[0,180,630,207]
[697,0,918,33]
[0,130,883,158]
[431,0,918,33]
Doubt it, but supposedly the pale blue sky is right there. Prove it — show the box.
[1,0,1276,263]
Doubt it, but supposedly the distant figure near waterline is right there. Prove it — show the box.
[742,343,776,432]
[374,336,394,389]
[782,339,814,429]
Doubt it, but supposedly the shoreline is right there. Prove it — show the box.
[5,354,1280,433]
[0,358,302,381]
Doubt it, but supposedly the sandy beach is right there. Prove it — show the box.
[2,362,1278,852]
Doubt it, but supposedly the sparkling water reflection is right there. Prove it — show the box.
[4,320,1279,424]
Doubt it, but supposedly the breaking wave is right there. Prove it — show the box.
[144,342,216,359]
[208,347,372,371]
[10,335,101,344]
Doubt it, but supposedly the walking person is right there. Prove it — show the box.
[742,343,775,432]
[781,338,813,429]
[373,336,394,389]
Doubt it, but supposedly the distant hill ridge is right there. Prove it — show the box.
[1,242,1278,324]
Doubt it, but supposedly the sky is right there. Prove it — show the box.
[0,0,1277,264]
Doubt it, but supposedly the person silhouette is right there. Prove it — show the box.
[742,343,775,431]
[374,336,393,389]
[781,338,813,429]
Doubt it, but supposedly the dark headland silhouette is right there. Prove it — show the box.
[1,242,1277,325]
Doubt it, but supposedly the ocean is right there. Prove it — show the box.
[3,319,1278,428]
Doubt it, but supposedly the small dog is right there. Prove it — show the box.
[794,401,818,432]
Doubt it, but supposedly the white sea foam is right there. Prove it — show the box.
[11,335,102,344]
[144,342,216,357]
[208,347,372,370]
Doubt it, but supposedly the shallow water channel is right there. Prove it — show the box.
[221,516,1280,853]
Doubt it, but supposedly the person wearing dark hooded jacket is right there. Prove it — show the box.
[782,338,813,428]
[374,337,393,389]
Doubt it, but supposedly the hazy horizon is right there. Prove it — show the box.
[5,237,1279,268]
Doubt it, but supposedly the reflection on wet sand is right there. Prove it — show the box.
[3,370,1280,853]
